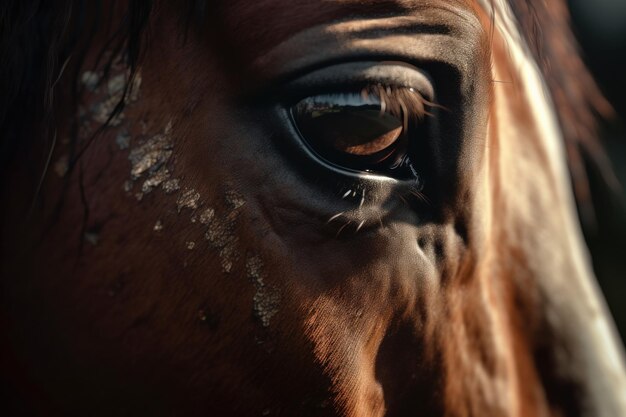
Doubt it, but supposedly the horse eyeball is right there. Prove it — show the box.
[289,86,424,180]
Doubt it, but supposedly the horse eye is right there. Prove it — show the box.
[290,87,424,179]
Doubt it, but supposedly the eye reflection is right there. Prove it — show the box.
[290,85,429,180]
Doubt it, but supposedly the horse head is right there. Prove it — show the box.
[1,1,625,416]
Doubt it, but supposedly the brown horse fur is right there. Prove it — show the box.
[1,1,625,416]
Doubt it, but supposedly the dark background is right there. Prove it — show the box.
[568,0,626,342]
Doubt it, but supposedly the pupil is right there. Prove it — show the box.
[302,106,402,155]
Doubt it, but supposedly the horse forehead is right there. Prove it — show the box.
[215,0,481,47]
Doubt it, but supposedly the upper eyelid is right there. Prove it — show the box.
[275,61,436,104]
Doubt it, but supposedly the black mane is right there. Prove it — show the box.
[0,0,155,169]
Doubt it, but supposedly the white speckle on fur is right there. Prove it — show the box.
[245,255,281,327]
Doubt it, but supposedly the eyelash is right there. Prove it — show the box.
[359,83,433,132]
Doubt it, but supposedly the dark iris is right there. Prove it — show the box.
[290,88,422,180]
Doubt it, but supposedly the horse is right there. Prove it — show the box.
[1,0,625,416]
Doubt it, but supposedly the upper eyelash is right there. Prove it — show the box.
[360,84,434,132]
[293,84,435,135]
